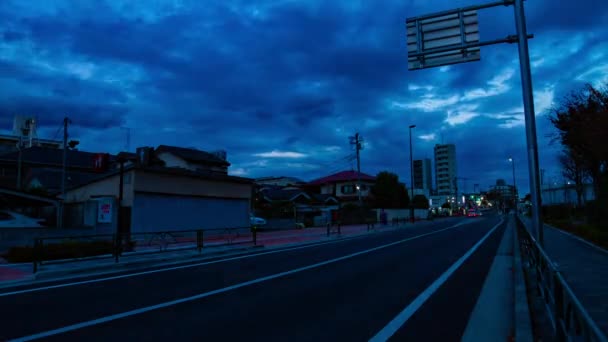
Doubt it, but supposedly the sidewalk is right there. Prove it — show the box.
[520,216,608,335]
[0,220,438,286]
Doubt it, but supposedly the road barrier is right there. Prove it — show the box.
[31,226,256,273]
[516,216,607,342]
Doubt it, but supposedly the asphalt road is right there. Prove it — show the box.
[0,214,506,341]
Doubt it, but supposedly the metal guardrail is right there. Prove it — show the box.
[516,215,608,342]
[32,226,257,273]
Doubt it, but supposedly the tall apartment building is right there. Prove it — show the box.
[413,158,432,190]
[434,144,457,196]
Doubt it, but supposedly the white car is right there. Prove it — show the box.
[250,215,267,226]
[0,210,45,228]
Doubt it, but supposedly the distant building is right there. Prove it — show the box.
[255,176,305,188]
[0,146,114,193]
[0,116,62,154]
[491,179,517,202]
[434,144,457,196]
[413,158,432,190]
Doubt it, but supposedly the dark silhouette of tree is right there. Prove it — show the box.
[371,171,409,209]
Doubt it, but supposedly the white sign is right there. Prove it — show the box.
[97,198,113,223]
[407,10,480,70]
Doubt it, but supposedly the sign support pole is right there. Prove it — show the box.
[513,0,543,245]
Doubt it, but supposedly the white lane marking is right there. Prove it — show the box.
[369,219,504,342]
[8,222,478,342]
[0,221,466,297]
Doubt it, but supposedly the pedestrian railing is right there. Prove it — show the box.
[32,226,256,273]
[516,216,608,342]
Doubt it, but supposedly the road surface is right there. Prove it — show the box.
[0,214,505,341]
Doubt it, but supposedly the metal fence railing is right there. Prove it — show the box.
[516,215,607,342]
[32,227,256,273]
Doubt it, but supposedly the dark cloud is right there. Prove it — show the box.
[0,95,127,129]
[0,0,605,185]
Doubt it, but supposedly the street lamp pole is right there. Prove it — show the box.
[409,125,416,223]
[509,157,517,209]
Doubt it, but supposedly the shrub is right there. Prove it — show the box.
[4,240,116,263]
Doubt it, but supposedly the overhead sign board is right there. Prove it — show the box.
[407,10,480,70]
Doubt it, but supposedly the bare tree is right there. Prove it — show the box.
[559,148,588,207]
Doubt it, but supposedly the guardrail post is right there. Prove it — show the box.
[252,226,257,246]
[32,238,40,273]
[197,230,203,254]
[553,273,566,341]
[113,233,119,263]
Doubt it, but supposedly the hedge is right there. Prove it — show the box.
[3,240,116,263]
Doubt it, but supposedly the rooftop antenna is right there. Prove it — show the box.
[120,127,131,151]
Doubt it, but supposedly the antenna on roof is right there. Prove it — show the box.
[120,127,131,152]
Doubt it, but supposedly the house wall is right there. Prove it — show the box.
[134,171,251,199]
[334,181,373,197]
[63,170,135,206]
[156,152,190,170]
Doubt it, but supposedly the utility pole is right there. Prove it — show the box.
[409,125,416,222]
[59,117,69,229]
[16,139,22,190]
[349,133,363,207]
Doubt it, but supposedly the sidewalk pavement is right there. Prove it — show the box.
[520,216,608,335]
[463,214,533,342]
[0,220,442,286]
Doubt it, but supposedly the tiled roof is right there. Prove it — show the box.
[311,193,339,203]
[156,145,230,166]
[308,170,375,186]
[261,189,310,201]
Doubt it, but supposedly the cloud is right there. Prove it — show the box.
[253,150,307,158]
[445,104,480,126]
[461,68,515,101]
[419,133,436,141]
[394,95,460,112]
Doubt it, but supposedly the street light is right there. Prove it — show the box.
[409,125,416,223]
[509,156,517,209]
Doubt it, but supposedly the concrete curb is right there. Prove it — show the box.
[513,216,534,342]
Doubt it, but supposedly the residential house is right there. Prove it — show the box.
[155,145,229,174]
[307,170,376,203]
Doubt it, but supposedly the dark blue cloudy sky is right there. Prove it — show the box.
[1,0,607,194]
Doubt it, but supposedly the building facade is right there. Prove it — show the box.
[434,144,457,196]
[413,158,432,191]
[307,170,375,203]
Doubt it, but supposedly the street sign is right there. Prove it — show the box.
[407,10,480,70]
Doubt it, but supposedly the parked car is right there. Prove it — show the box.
[0,210,45,228]
[250,215,267,227]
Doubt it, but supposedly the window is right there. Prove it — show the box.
[341,185,356,194]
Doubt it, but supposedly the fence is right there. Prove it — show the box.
[32,226,256,273]
[516,216,607,342]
